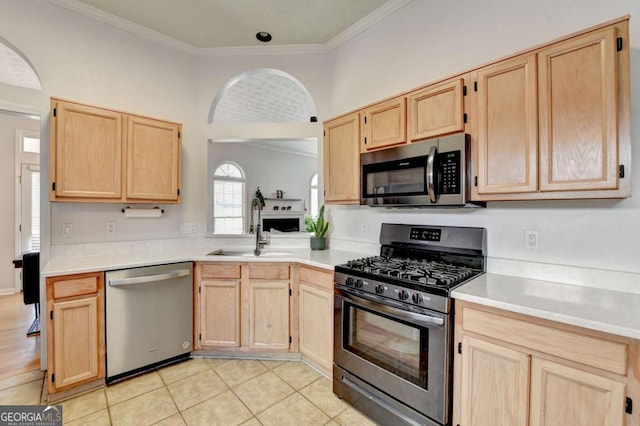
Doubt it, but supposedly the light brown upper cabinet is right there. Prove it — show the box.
[471,18,629,201]
[323,112,360,204]
[50,101,123,200]
[538,28,619,192]
[408,78,465,142]
[475,54,538,195]
[126,115,181,201]
[50,98,182,203]
[361,96,407,152]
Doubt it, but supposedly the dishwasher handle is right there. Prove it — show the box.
[108,269,191,287]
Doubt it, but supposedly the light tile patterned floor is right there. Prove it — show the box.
[0,358,378,425]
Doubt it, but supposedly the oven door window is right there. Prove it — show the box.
[363,156,428,197]
[343,301,428,388]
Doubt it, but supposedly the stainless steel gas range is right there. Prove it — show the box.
[333,223,486,426]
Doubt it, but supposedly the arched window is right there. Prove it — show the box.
[310,173,319,218]
[213,162,245,234]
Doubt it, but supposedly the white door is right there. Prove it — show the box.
[14,129,40,292]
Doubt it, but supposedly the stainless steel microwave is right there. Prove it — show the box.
[360,133,483,207]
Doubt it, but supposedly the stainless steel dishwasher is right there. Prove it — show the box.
[105,262,193,383]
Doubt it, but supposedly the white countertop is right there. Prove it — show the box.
[42,246,362,277]
[43,240,640,341]
[452,273,640,340]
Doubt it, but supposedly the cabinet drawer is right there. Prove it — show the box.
[52,276,99,299]
[200,264,241,279]
[249,264,290,280]
[299,266,333,290]
[461,305,627,375]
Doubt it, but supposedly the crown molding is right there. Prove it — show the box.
[49,0,199,55]
[325,0,415,51]
[50,0,415,57]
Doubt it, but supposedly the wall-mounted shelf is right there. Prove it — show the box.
[264,198,302,202]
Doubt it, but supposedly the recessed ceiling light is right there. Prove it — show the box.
[256,31,272,43]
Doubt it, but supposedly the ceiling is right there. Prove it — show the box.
[63,0,400,50]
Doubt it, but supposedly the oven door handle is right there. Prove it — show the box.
[337,289,445,327]
[426,145,438,203]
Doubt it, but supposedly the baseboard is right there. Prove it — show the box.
[0,288,17,296]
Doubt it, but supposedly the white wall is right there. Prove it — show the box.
[0,112,39,294]
[1,0,639,277]
[0,1,201,249]
[326,0,640,274]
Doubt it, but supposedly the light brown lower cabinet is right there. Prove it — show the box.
[298,266,334,376]
[453,301,637,426]
[46,272,105,399]
[197,262,292,352]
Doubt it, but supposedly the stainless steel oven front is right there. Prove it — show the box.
[333,287,451,426]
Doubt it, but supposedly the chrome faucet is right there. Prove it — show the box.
[251,197,269,255]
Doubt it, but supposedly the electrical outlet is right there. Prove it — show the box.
[106,222,117,236]
[525,230,539,250]
[180,223,197,235]
[62,223,73,238]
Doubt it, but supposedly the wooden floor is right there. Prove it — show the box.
[0,293,40,379]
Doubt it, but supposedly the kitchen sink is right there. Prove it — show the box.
[206,249,292,257]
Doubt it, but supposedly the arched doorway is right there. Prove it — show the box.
[206,68,320,235]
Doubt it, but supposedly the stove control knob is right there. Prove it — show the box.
[345,277,354,286]
[355,279,364,289]
[374,284,385,295]
[412,293,423,304]
[398,290,410,301]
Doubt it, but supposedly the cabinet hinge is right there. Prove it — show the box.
[178,131,181,139]
[463,113,467,124]
[474,81,478,92]
[463,85,467,96]
[626,397,632,414]
[619,165,625,179]
[198,286,201,294]
[53,108,56,117]
[199,333,201,341]
[364,137,367,145]
[52,182,56,191]
[364,116,367,124]
[50,310,53,320]
[458,342,462,354]
[474,176,478,187]
[51,373,55,383]
[177,189,180,196]
[323,130,326,137]
[289,289,292,296]
[617,37,623,52]
[289,336,292,344]
[19,224,21,232]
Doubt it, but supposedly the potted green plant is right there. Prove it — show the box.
[305,205,329,250]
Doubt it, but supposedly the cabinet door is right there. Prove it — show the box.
[200,280,241,347]
[323,113,360,204]
[52,296,100,390]
[408,78,464,141]
[459,335,530,426]
[299,283,333,374]
[530,358,625,426]
[361,97,406,152]
[538,28,618,192]
[126,116,181,201]
[476,54,538,194]
[248,280,290,350]
[51,101,122,200]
